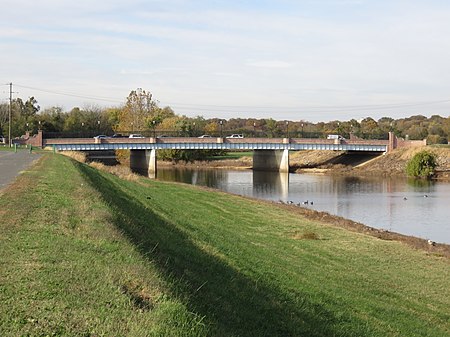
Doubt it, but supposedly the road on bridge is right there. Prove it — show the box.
[0,150,42,190]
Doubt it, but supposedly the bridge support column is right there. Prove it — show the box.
[253,149,289,173]
[130,149,157,178]
[388,132,397,152]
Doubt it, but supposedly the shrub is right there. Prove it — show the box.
[426,134,448,145]
[406,150,437,178]
[158,149,225,163]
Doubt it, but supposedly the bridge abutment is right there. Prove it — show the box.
[253,149,289,173]
[130,149,157,178]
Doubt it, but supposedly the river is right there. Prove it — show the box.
[157,167,450,244]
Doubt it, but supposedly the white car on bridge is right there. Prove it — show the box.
[129,134,145,138]
[226,134,244,139]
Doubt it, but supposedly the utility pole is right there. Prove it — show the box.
[8,82,12,147]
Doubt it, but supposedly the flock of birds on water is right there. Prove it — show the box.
[279,200,313,206]
[403,194,429,200]
[278,194,438,246]
[281,194,430,204]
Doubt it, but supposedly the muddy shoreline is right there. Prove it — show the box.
[273,201,450,259]
[295,167,450,180]
[186,181,450,259]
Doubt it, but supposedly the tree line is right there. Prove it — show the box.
[1,89,449,144]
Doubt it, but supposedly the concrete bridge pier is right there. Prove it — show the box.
[130,149,157,178]
[253,149,289,173]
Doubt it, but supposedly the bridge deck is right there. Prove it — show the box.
[44,137,388,152]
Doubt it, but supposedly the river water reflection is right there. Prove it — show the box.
[157,167,450,244]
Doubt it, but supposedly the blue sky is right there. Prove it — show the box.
[1,0,450,122]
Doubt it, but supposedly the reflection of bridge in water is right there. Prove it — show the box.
[41,134,396,178]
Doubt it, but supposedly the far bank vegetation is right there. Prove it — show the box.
[406,150,438,178]
[1,89,449,148]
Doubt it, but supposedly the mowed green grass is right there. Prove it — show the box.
[206,151,253,160]
[1,154,449,336]
[0,145,14,151]
[0,145,43,152]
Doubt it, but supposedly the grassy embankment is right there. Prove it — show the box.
[0,145,26,151]
[205,151,253,160]
[1,154,449,336]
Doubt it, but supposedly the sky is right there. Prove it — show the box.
[1,0,450,122]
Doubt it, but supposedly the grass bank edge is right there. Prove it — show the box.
[1,153,449,337]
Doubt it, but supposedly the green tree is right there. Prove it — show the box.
[39,106,66,132]
[405,124,427,140]
[158,149,225,163]
[118,89,156,132]
[426,134,447,145]
[63,107,83,132]
[158,116,185,135]
[204,121,219,136]
[15,97,40,118]
[105,107,123,132]
[75,104,112,134]
[443,116,450,138]
[10,97,40,136]
[406,151,437,179]
[0,103,8,136]
[155,106,176,121]
[265,119,278,138]
[359,117,382,139]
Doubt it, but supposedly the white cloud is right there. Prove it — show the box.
[1,1,450,121]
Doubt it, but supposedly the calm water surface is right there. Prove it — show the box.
[158,167,450,244]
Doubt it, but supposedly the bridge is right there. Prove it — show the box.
[35,132,397,177]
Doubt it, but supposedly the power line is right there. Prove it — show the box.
[14,84,123,104]
[11,83,450,114]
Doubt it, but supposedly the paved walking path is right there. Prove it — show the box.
[0,150,42,190]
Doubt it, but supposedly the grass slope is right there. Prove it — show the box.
[1,154,449,336]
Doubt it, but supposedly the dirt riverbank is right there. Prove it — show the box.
[271,199,450,258]
[349,146,449,178]
[185,179,450,258]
